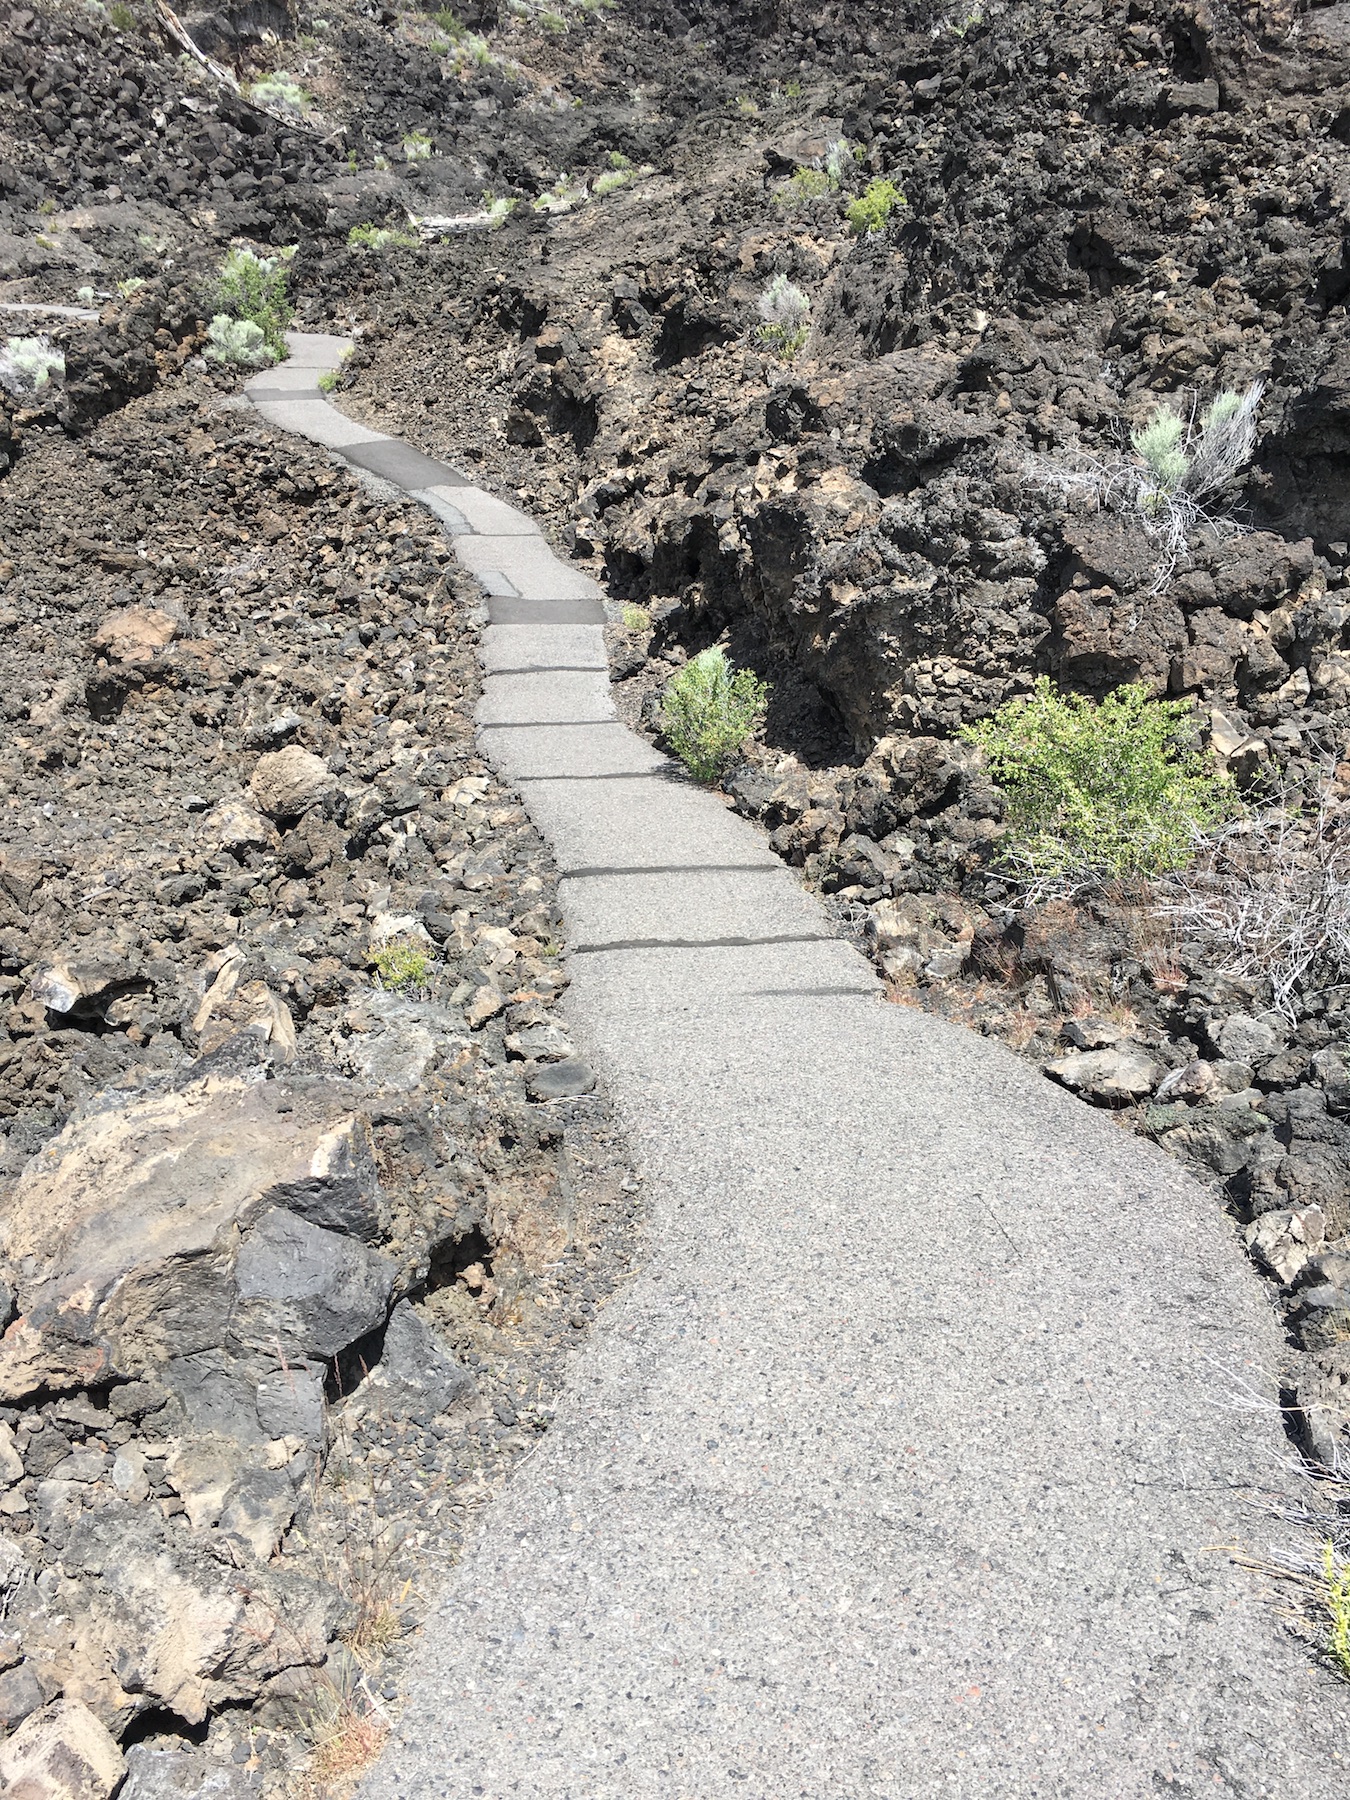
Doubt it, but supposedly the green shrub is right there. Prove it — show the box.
[1323,1542,1350,1680]
[0,335,65,397]
[620,602,650,631]
[204,313,274,368]
[347,221,418,250]
[402,130,433,161]
[660,647,769,784]
[482,191,520,226]
[774,167,831,208]
[212,245,294,359]
[432,8,465,34]
[960,678,1238,893]
[248,73,311,114]
[532,173,588,213]
[846,176,905,235]
[593,152,634,197]
[371,940,432,991]
[756,273,810,361]
[108,2,136,28]
[1130,383,1262,525]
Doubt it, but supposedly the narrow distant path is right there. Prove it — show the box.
[250,338,1347,1800]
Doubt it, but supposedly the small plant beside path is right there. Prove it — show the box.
[961,678,1238,895]
[661,647,768,784]
[211,244,296,363]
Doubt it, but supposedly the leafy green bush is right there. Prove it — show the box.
[660,647,769,784]
[846,176,905,235]
[212,245,294,359]
[960,678,1238,892]
[402,130,433,162]
[204,314,274,368]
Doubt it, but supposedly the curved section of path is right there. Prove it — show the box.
[249,338,1347,1799]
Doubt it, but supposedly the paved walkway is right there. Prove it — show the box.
[249,338,1347,1800]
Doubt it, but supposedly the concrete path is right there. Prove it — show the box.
[249,338,1347,1799]
[0,302,100,321]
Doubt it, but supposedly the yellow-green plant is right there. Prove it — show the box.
[1324,1542,1350,1679]
[620,603,650,631]
[961,678,1239,894]
[774,167,831,208]
[661,647,769,784]
[371,940,432,990]
[593,152,634,197]
[847,176,905,235]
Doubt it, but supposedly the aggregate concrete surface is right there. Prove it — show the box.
[248,338,1350,1799]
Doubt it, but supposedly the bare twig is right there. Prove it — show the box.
[1158,775,1350,1019]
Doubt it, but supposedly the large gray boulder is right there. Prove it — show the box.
[0,1075,390,1403]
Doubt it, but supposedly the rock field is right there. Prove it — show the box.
[0,376,641,1790]
[1,0,1350,1788]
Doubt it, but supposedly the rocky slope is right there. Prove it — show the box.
[1,0,1350,1789]
[0,370,642,1794]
